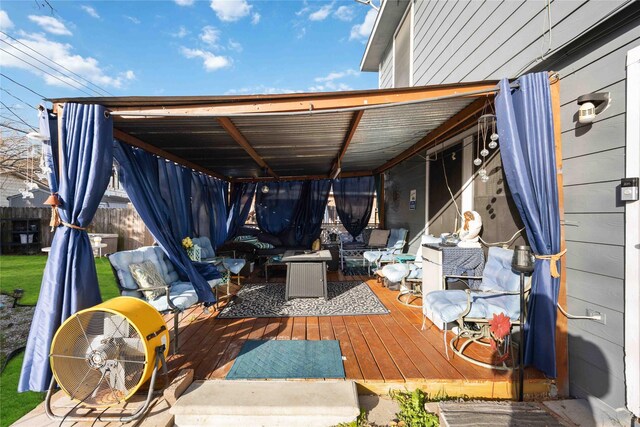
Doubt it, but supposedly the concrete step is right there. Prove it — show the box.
[171,380,361,427]
[439,401,572,427]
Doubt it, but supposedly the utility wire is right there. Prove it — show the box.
[0,88,38,110]
[0,31,113,96]
[0,101,37,131]
[0,73,47,99]
[0,37,109,97]
[0,123,29,134]
[0,47,95,96]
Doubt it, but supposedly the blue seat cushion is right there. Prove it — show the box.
[192,236,216,260]
[480,247,520,292]
[110,246,180,291]
[381,263,409,283]
[425,290,521,323]
[147,282,198,312]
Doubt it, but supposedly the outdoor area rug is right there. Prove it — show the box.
[226,340,345,379]
[217,281,389,318]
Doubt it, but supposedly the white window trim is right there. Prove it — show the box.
[625,44,640,419]
[392,2,413,88]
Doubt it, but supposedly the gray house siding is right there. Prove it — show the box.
[383,153,426,254]
[380,42,393,89]
[548,18,639,416]
[372,0,638,419]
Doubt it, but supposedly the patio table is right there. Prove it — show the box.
[281,250,332,300]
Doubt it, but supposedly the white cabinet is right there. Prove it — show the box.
[422,245,446,330]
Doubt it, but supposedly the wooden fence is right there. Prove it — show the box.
[0,206,154,252]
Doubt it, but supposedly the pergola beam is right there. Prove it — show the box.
[113,128,230,181]
[374,97,489,173]
[217,117,278,179]
[105,82,498,117]
[234,169,373,183]
[330,110,364,177]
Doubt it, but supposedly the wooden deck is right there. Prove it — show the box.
[164,271,552,399]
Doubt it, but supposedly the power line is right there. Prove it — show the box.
[0,46,95,96]
[0,101,37,131]
[0,73,47,99]
[0,31,114,96]
[0,88,38,110]
[0,123,29,134]
[0,36,110,97]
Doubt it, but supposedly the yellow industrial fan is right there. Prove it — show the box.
[45,297,170,423]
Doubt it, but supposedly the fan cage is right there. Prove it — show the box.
[50,309,148,407]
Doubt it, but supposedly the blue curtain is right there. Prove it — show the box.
[19,104,113,392]
[192,173,228,248]
[333,176,375,240]
[113,141,217,303]
[227,182,256,238]
[158,160,193,240]
[255,181,303,235]
[293,179,331,247]
[495,73,561,377]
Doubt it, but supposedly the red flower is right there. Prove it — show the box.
[489,312,511,339]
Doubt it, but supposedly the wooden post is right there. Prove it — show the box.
[378,172,385,228]
[550,75,569,397]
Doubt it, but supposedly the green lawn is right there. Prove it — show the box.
[0,255,119,305]
[0,352,45,427]
[0,255,119,427]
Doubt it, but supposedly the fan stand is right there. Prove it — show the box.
[45,345,168,424]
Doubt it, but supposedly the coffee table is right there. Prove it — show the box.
[281,250,332,300]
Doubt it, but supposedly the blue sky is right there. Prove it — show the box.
[0,0,379,129]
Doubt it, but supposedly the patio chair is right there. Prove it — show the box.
[339,228,389,270]
[192,236,246,288]
[108,246,229,353]
[378,234,440,306]
[423,247,530,370]
[362,228,408,274]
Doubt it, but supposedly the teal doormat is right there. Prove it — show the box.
[226,340,346,380]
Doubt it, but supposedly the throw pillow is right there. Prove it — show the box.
[254,241,274,249]
[257,232,282,247]
[368,229,390,248]
[234,235,256,242]
[129,260,167,300]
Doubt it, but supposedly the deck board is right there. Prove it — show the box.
[164,272,547,396]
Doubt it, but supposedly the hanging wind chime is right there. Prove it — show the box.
[474,100,499,183]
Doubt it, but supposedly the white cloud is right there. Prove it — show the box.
[173,26,189,38]
[200,25,220,47]
[0,11,14,30]
[251,13,261,25]
[310,68,359,92]
[315,69,358,83]
[225,85,301,95]
[350,8,377,41]
[309,4,332,21]
[174,0,195,5]
[228,39,242,52]
[28,15,72,36]
[181,47,231,71]
[81,5,100,19]
[0,32,134,89]
[125,15,141,25]
[334,5,354,22]
[210,0,252,22]
[308,82,352,92]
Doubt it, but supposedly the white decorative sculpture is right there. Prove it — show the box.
[457,210,482,248]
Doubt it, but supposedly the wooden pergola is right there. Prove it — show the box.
[49,75,568,393]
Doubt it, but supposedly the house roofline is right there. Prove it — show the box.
[360,0,410,72]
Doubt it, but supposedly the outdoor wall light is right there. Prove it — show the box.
[261,184,270,194]
[12,288,24,307]
[577,92,610,124]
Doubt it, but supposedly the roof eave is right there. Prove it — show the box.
[360,0,410,72]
